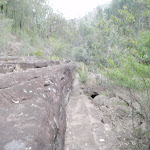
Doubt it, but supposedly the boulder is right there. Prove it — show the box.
[92,95,109,107]
[93,95,123,108]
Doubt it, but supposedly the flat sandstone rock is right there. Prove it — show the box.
[0,58,75,150]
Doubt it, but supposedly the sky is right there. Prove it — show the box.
[48,0,112,19]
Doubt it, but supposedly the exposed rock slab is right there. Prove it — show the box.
[0,56,60,74]
[65,75,119,150]
[0,58,75,150]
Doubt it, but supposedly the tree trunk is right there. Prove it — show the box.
[5,4,8,16]
[20,12,23,32]
[0,4,3,14]
[14,8,16,32]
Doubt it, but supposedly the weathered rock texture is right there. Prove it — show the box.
[0,57,75,150]
[0,56,60,74]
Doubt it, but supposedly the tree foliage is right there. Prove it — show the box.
[76,0,150,149]
[0,0,81,57]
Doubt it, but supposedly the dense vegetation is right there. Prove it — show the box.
[0,0,150,149]
[78,0,150,149]
[0,0,81,58]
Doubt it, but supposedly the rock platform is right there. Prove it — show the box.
[0,56,75,150]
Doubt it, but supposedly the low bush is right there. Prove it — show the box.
[30,50,44,57]
[0,15,12,53]
[77,63,88,84]
[137,31,150,64]
[104,53,150,149]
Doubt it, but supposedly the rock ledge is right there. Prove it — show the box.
[0,57,75,150]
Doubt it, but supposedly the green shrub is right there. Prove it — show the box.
[103,53,150,149]
[105,55,150,90]
[47,55,61,61]
[0,15,13,53]
[49,36,73,59]
[77,63,88,84]
[137,31,150,63]
[30,50,44,57]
